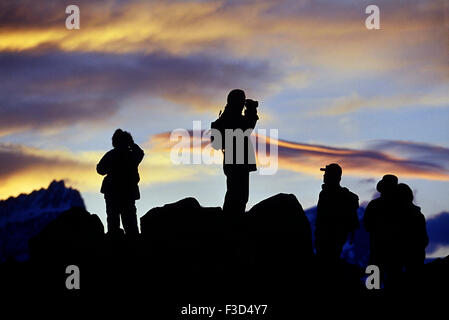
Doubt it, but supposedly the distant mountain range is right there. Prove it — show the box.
[0,180,447,264]
[0,181,85,262]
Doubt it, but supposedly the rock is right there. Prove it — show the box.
[247,193,314,269]
[28,206,104,262]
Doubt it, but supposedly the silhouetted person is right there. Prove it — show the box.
[215,89,259,215]
[315,164,359,262]
[97,129,144,236]
[397,183,428,274]
[363,174,400,286]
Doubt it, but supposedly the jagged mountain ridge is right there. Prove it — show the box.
[0,181,85,262]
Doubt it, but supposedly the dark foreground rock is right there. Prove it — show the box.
[0,194,447,314]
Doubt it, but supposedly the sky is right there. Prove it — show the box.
[1,0,448,256]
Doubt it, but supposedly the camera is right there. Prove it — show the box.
[245,99,258,109]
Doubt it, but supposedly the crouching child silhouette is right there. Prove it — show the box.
[211,89,259,215]
[97,129,144,237]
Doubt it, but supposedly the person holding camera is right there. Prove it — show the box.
[97,129,144,237]
[216,89,259,215]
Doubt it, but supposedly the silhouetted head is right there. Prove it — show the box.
[112,129,130,149]
[226,89,246,113]
[376,174,398,196]
[398,183,414,203]
[320,163,342,185]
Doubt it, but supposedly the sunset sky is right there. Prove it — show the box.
[1,0,448,256]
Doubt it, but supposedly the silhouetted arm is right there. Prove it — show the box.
[96,151,112,176]
[131,143,145,165]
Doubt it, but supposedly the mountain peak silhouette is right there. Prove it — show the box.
[0,180,85,262]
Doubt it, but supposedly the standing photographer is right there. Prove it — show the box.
[97,129,144,237]
[218,89,259,215]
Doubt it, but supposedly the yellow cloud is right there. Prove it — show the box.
[1,0,446,80]
[314,92,449,116]
[2,129,448,200]
[149,131,449,181]
[0,142,214,200]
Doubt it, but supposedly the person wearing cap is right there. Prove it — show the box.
[363,174,400,286]
[315,163,359,262]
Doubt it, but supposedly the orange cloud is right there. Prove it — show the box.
[1,132,448,200]
[0,142,209,199]
[150,130,449,181]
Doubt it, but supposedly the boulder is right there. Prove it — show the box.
[248,193,314,266]
[28,206,104,262]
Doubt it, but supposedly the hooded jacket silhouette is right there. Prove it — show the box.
[97,129,144,235]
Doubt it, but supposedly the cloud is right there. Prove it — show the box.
[149,130,449,181]
[0,144,87,182]
[370,140,449,170]
[0,143,97,198]
[1,131,448,204]
[314,92,449,116]
[273,137,449,181]
[358,178,376,184]
[426,212,449,256]
[0,0,447,138]
[0,0,447,82]
[0,141,210,199]
[0,51,279,135]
